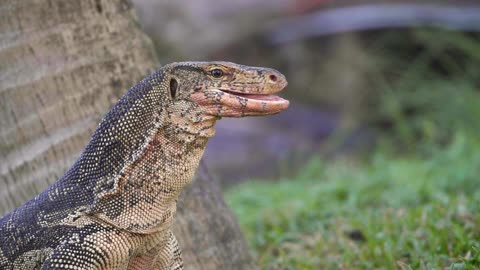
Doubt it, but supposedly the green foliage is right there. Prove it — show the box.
[225,134,480,269]
[367,29,480,152]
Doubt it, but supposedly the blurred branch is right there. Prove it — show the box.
[269,4,480,44]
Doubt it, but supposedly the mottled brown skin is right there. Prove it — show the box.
[0,62,289,270]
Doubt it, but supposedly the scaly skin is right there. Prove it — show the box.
[0,62,289,270]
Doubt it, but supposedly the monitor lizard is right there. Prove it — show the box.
[0,61,289,270]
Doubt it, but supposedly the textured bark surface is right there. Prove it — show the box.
[0,0,256,269]
[175,164,258,270]
[0,0,158,212]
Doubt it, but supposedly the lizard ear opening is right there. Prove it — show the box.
[170,78,178,99]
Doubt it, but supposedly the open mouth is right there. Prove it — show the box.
[221,90,287,102]
[215,89,290,117]
[190,87,289,117]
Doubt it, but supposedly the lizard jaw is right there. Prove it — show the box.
[191,89,289,117]
[221,90,286,102]
[221,89,289,116]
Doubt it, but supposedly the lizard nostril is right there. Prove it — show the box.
[269,74,278,82]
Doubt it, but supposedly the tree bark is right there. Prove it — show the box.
[175,163,257,270]
[0,0,256,269]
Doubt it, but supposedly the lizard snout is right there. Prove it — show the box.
[260,69,288,95]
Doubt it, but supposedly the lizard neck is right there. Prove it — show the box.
[36,74,220,233]
[91,108,218,234]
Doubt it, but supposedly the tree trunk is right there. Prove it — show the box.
[175,163,257,270]
[0,0,256,269]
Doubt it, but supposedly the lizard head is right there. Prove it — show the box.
[162,61,289,118]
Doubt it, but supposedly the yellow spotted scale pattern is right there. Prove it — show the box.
[0,62,288,269]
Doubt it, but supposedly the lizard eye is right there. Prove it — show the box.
[210,69,224,78]
[170,78,178,99]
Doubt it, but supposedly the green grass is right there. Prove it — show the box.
[366,29,480,152]
[225,133,480,270]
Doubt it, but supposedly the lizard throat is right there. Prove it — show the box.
[91,117,215,234]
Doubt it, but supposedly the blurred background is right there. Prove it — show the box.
[132,0,480,183]
[133,0,480,269]
[129,1,480,269]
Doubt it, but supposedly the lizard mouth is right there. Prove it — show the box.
[216,89,289,117]
[221,90,287,102]
[191,88,289,117]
